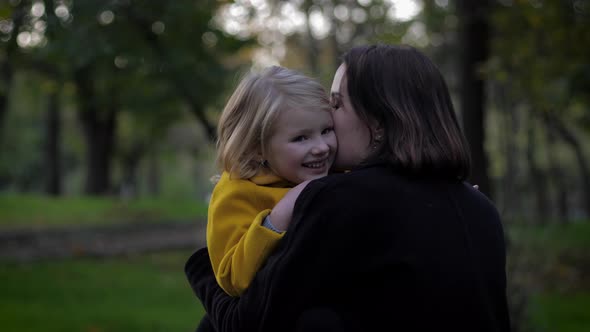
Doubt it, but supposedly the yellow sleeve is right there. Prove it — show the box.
[207,175,285,296]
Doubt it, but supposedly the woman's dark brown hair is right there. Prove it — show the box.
[343,44,471,180]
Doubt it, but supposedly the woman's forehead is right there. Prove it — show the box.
[331,64,346,93]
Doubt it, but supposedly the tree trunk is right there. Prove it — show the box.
[119,143,145,199]
[0,62,12,142]
[457,0,492,198]
[147,149,161,197]
[545,122,569,224]
[74,66,117,195]
[329,29,341,73]
[543,112,590,219]
[526,117,550,225]
[497,84,520,221]
[0,1,27,142]
[80,109,117,196]
[185,98,216,142]
[303,1,320,77]
[44,88,62,196]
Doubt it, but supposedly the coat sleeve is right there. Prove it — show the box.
[185,178,355,332]
[207,177,285,296]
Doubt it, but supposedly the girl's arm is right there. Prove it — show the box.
[207,175,287,296]
[186,177,349,331]
[267,180,311,231]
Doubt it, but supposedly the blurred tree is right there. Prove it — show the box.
[490,0,590,220]
[293,0,405,75]
[457,0,492,198]
[215,0,410,84]
[118,1,250,141]
[44,83,61,195]
[0,72,46,191]
[0,0,251,195]
[0,0,29,144]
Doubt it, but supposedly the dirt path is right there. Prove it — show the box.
[0,221,206,262]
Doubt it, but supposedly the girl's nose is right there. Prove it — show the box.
[311,138,330,155]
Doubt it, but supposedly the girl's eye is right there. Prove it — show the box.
[292,135,307,142]
[322,127,334,135]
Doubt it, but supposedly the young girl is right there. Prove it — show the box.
[207,65,337,296]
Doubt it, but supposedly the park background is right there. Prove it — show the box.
[0,0,589,331]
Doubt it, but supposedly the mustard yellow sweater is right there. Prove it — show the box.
[207,171,292,296]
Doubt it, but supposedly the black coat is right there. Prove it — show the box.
[186,164,511,332]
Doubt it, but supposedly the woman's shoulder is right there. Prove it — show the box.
[302,165,481,205]
[315,165,402,187]
[298,165,400,202]
[455,181,501,217]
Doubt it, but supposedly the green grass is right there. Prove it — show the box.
[507,220,590,331]
[0,194,208,228]
[529,292,590,332]
[507,220,590,252]
[0,250,206,332]
[1,208,588,331]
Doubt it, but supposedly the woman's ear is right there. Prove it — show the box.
[372,125,384,143]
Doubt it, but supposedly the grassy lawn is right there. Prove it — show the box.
[506,220,590,331]
[1,196,588,332]
[529,292,590,332]
[508,220,590,253]
[0,194,208,228]
[0,250,205,332]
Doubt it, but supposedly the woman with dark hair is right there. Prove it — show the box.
[185,44,511,332]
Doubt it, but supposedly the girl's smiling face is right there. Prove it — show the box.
[265,107,337,184]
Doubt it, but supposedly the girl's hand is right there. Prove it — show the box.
[268,180,311,232]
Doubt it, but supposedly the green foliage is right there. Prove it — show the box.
[490,0,590,122]
[0,0,252,194]
[0,251,205,332]
[0,194,207,227]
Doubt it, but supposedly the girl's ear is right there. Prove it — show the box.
[255,150,268,168]
[255,150,264,162]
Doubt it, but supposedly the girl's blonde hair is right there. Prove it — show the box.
[216,66,331,179]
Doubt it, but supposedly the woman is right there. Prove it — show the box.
[185,44,511,332]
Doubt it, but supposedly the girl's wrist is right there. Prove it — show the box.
[262,215,285,233]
